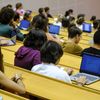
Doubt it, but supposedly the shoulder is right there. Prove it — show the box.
[74,44,83,50]
[31,64,42,72]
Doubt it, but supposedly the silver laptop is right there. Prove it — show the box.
[0,31,16,46]
[0,35,16,46]
[70,53,100,84]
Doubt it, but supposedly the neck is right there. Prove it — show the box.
[68,38,77,44]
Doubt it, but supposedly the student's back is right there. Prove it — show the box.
[82,30,100,56]
[0,23,13,37]
[0,7,15,38]
[15,46,41,70]
[63,26,83,56]
[31,41,71,83]
[63,42,83,56]
[14,29,47,70]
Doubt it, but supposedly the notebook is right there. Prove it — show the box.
[70,53,100,84]
[82,23,92,33]
[49,24,60,35]
[0,30,16,46]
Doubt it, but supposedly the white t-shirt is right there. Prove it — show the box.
[31,63,71,83]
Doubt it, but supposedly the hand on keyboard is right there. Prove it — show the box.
[76,76,87,86]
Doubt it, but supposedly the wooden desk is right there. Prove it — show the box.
[0,89,28,100]
[4,63,100,100]
[2,48,100,92]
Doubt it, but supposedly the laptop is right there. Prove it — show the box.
[82,23,92,33]
[49,24,60,35]
[70,53,100,84]
[0,30,16,46]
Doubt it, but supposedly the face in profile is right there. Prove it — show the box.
[75,34,82,44]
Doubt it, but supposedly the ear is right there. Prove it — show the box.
[75,34,79,39]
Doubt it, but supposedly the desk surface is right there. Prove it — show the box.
[4,63,100,100]
[2,49,100,92]
[0,89,28,100]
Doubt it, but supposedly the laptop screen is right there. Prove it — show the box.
[80,53,100,76]
[49,25,60,35]
[82,23,92,33]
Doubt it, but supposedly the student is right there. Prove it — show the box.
[64,10,70,19]
[44,7,53,18]
[31,41,71,83]
[93,19,100,31]
[63,26,83,56]
[68,9,74,17]
[82,30,100,55]
[77,14,85,19]
[0,7,15,38]
[30,8,48,29]
[31,41,86,85]
[19,12,32,30]
[15,2,25,16]
[10,12,24,41]
[0,47,25,94]
[34,16,61,44]
[90,16,96,22]
[6,4,13,9]
[76,17,85,30]
[14,29,47,70]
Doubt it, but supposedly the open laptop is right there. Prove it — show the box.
[70,53,100,84]
[49,24,60,35]
[82,23,92,33]
[0,30,16,46]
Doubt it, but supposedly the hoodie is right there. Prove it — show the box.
[14,46,41,70]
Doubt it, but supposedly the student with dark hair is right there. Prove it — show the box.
[33,17,61,44]
[76,17,85,30]
[90,16,96,22]
[68,9,73,17]
[64,10,70,18]
[77,14,85,19]
[44,7,53,18]
[6,4,13,9]
[93,19,100,30]
[10,12,24,41]
[19,12,32,30]
[30,8,48,29]
[31,41,71,83]
[0,47,25,94]
[14,29,47,70]
[15,2,25,16]
[0,7,15,38]
[63,26,83,56]
[82,30,100,55]
[31,41,86,85]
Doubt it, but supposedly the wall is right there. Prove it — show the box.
[0,0,100,19]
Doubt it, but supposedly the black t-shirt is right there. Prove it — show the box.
[82,47,100,56]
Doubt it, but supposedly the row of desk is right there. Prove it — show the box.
[1,48,100,93]
[3,62,100,100]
